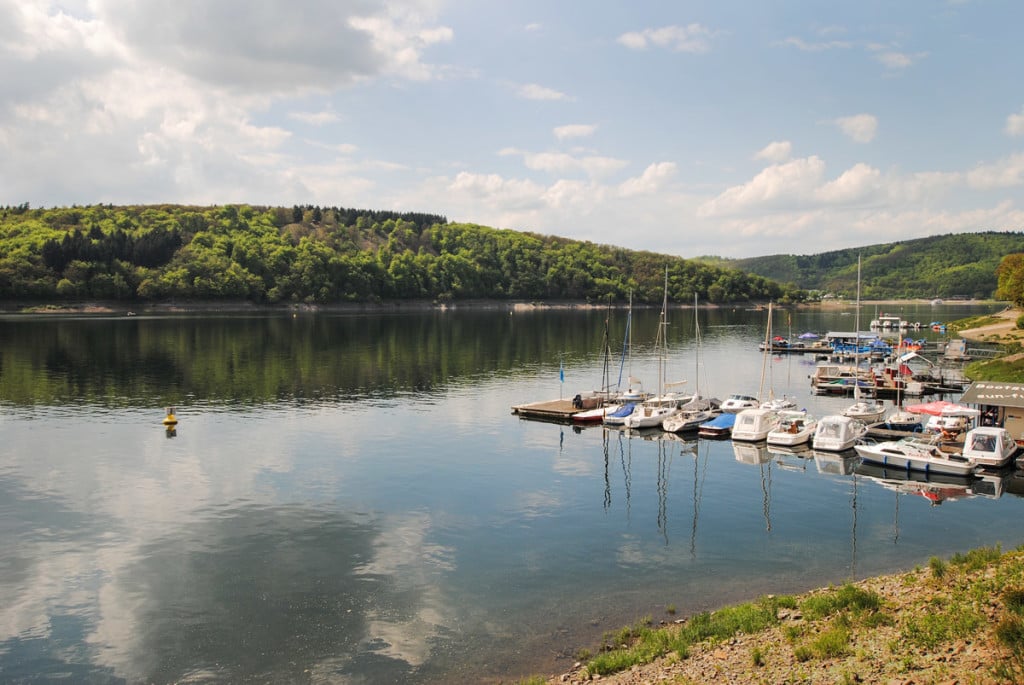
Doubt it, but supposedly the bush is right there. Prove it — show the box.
[1016,313,1024,330]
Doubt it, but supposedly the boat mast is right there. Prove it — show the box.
[854,255,862,403]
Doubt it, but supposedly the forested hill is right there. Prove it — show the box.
[0,204,803,305]
[698,231,1024,299]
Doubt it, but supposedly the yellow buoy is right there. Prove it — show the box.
[162,406,178,426]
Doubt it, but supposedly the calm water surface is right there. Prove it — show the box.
[1,303,1022,683]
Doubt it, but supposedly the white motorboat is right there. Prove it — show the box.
[961,426,1019,469]
[731,407,781,442]
[842,398,886,423]
[721,394,759,413]
[812,414,868,452]
[854,435,975,477]
[767,410,817,447]
[622,395,683,429]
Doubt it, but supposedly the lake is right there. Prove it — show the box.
[1,302,1021,683]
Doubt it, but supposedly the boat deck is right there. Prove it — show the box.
[511,399,580,422]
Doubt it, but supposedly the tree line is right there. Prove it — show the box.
[0,204,804,305]
[711,231,1024,299]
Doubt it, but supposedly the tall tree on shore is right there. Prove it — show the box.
[996,253,1024,306]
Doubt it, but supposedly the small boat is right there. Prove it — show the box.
[622,395,684,429]
[732,407,781,442]
[767,410,817,447]
[882,406,922,432]
[761,395,797,411]
[662,395,720,433]
[960,426,1019,469]
[603,402,638,426]
[854,435,975,477]
[812,414,868,452]
[698,412,735,439]
[842,398,886,423]
[721,394,759,413]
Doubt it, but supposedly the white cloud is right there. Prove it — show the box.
[815,163,883,204]
[754,141,792,163]
[618,162,677,196]
[517,83,571,101]
[500,148,628,178]
[778,36,852,52]
[553,124,597,140]
[1006,107,1024,137]
[835,114,878,143]
[617,24,714,53]
[966,153,1024,190]
[698,157,826,216]
[288,110,339,126]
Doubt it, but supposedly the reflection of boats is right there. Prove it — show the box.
[698,412,735,438]
[854,434,975,476]
[766,410,817,446]
[812,415,868,452]
[855,461,1005,503]
[733,440,771,464]
[732,407,781,442]
[768,444,813,471]
[812,449,860,475]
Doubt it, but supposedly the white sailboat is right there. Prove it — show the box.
[663,294,720,433]
[842,256,885,423]
[624,269,687,429]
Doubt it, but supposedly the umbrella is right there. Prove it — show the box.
[905,400,955,415]
[798,332,819,339]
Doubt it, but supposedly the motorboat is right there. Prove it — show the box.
[812,414,868,452]
[882,406,922,432]
[854,435,976,476]
[842,398,886,423]
[961,426,1019,469]
[761,394,797,411]
[721,394,759,413]
[698,412,735,438]
[767,410,817,447]
[731,407,781,442]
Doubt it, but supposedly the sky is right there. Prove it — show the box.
[2,0,1023,259]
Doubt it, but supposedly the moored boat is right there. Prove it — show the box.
[854,435,975,476]
[732,407,781,442]
[698,412,735,438]
[812,414,868,452]
[721,393,759,413]
[767,410,817,447]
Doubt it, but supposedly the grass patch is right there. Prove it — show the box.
[800,584,881,620]
[901,599,984,650]
[586,596,793,676]
[951,544,1002,571]
[807,622,852,659]
[929,556,947,579]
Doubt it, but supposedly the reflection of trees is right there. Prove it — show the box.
[122,506,423,683]
[0,310,645,408]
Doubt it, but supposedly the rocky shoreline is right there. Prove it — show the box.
[540,549,1022,684]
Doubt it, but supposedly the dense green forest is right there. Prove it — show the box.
[700,232,1024,299]
[0,204,801,305]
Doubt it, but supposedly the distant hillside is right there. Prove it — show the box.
[0,204,803,305]
[698,232,1024,299]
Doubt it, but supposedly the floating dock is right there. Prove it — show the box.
[511,399,579,422]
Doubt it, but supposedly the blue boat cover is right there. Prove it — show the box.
[701,413,736,429]
[607,403,637,418]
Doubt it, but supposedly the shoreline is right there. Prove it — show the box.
[0,297,1006,316]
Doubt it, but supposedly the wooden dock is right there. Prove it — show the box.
[511,399,580,422]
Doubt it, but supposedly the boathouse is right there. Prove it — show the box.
[958,381,1024,443]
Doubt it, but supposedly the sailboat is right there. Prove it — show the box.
[663,294,721,433]
[759,302,796,411]
[841,256,886,423]
[623,269,688,429]
[733,302,784,441]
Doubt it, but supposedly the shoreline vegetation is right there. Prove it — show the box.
[531,545,1024,685]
